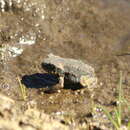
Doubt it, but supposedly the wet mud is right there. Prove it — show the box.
[0,0,130,129]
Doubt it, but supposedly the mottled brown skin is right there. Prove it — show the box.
[42,53,97,90]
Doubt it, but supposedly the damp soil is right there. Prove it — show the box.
[0,0,130,129]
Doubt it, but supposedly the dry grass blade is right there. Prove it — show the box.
[17,77,27,101]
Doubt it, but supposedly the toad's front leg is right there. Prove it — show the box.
[59,76,64,88]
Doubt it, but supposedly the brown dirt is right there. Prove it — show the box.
[0,0,130,129]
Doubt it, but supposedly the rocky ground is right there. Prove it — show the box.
[0,0,130,129]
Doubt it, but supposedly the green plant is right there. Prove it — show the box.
[99,71,129,130]
[17,77,27,101]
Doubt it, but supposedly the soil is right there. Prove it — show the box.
[0,0,130,129]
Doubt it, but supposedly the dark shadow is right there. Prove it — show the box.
[21,73,59,89]
[21,73,84,92]
[64,81,83,90]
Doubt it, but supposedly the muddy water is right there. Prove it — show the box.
[0,0,130,129]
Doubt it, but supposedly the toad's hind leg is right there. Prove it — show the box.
[59,76,64,88]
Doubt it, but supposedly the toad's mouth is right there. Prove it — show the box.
[42,63,56,73]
